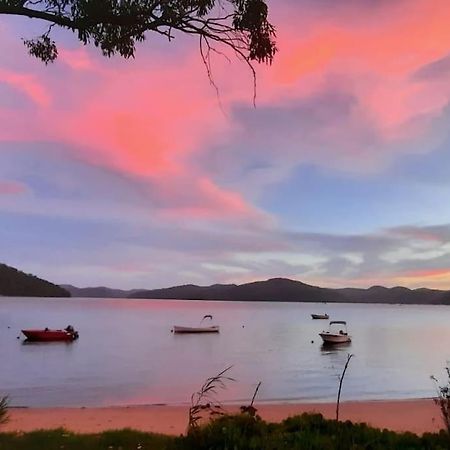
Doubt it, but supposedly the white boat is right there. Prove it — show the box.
[172,315,219,334]
[319,321,351,344]
[311,313,329,320]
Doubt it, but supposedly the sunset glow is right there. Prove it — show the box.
[2,0,450,289]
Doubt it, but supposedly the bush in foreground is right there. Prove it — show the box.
[182,413,450,450]
[0,428,174,450]
[1,413,450,450]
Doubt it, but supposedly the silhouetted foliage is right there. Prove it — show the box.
[0,396,8,427]
[432,366,450,433]
[188,365,234,432]
[239,380,261,417]
[181,413,450,450]
[1,414,450,449]
[0,1,276,70]
[0,263,70,297]
[336,353,353,421]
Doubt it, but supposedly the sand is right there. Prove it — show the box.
[3,399,443,436]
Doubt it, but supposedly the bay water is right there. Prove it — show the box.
[1,297,449,407]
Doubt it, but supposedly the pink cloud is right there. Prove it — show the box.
[156,176,265,220]
[2,0,450,219]
[236,0,450,163]
[0,180,26,195]
[0,29,256,220]
[0,68,50,106]
[197,0,450,180]
[59,48,95,71]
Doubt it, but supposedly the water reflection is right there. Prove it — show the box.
[21,340,76,347]
[320,342,352,354]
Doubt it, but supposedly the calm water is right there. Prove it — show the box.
[1,297,449,407]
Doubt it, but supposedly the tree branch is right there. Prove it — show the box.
[0,5,74,27]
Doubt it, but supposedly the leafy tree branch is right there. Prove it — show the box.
[0,0,277,71]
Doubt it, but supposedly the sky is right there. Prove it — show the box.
[1,0,450,290]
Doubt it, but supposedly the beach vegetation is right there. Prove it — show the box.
[182,412,450,450]
[0,397,8,427]
[336,353,354,421]
[1,413,450,450]
[188,365,234,431]
[432,365,450,434]
[239,380,261,417]
[0,428,173,450]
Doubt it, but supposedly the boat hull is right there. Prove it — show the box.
[172,326,219,334]
[22,329,78,342]
[319,332,351,344]
[311,314,329,320]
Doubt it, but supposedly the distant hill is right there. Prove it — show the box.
[336,285,446,304]
[129,278,346,302]
[0,263,70,297]
[129,277,450,305]
[61,284,140,298]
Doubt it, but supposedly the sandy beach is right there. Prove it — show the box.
[3,399,443,436]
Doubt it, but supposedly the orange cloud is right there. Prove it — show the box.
[394,268,450,289]
[406,268,450,278]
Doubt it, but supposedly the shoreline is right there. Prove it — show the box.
[4,398,443,436]
[5,297,450,307]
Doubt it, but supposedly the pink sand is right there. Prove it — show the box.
[3,399,443,436]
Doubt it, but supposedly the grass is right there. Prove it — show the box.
[1,413,450,450]
[0,428,174,450]
[188,365,234,431]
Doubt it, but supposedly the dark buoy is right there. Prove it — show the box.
[311,340,314,344]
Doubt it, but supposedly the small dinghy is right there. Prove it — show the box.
[311,313,329,320]
[172,315,219,334]
[22,325,79,342]
[319,321,351,344]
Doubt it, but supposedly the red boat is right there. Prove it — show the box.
[21,326,79,342]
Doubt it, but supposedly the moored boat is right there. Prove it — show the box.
[22,325,79,342]
[319,321,351,344]
[311,313,329,320]
[172,315,219,334]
